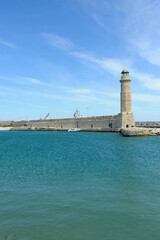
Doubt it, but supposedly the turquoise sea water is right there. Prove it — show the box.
[0,131,160,240]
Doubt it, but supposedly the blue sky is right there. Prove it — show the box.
[0,0,160,121]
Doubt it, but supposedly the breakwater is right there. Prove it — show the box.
[11,115,122,132]
[10,119,160,137]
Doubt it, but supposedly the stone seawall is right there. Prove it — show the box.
[11,115,122,132]
[121,127,160,136]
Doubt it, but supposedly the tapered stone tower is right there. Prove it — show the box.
[120,69,135,128]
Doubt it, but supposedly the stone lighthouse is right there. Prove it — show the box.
[120,69,135,128]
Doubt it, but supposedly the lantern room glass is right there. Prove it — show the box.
[121,72,129,76]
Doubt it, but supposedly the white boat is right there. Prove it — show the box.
[68,128,81,132]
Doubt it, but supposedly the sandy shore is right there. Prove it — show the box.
[0,127,12,131]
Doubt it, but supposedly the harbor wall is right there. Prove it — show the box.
[11,114,122,132]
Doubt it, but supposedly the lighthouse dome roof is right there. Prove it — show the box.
[121,69,129,73]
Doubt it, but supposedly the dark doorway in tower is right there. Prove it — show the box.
[126,124,129,128]
[109,123,112,128]
[91,124,93,128]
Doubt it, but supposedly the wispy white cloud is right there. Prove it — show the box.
[72,50,160,91]
[133,93,160,103]
[131,41,160,67]
[66,85,160,105]
[73,93,119,106]
[0,84,65,100]
[78,0,115,31]
[72,51,131,76]
[66,88,92,94]
[73,49,160,92]
[63,86,120,108]
[41,32,132,77]
[78,0,160,67]
[4,99,48,110]
[78,0,110,15]
[65,86,119,98]
[0,75,54,87]
[41,30,160,93]
[42,33,75,51]
[1,82,159,108]
[0,83,118,108]
[0,39,17,48]
[131,70,160,91]
[90,12,110,31]
[122,0,160,67]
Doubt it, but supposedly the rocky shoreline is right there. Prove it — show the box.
[1,126,160,137]
[121,127,160,137]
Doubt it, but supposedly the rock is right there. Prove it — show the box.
[121,127,149,136]
[121,127,160,137]
[149,128,160,136]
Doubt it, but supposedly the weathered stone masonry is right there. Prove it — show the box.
[12,115,122,132]
[12,70,135,132]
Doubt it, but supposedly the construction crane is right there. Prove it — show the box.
[44,113,53,120]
